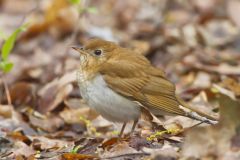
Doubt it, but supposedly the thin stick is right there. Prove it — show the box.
[65,0,89,49]
[2,78,12,105]
[103,152,150,160]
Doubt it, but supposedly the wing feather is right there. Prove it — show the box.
[143,76,175,95]
[103,75,148,99]
[100,48,185,116]
[143,95,185,116]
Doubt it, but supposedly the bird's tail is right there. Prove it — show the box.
[176,96,218,124]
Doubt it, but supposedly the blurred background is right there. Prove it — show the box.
[0,0,240,159]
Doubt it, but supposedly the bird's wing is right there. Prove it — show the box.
[100,51,150,100]
[100,52,186,116]
[141,75,185,116]
[103,72,186,116]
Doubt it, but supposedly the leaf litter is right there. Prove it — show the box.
[0,0,240,159]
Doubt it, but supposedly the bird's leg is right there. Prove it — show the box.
[131,119,138,133]
[119,122,127,138]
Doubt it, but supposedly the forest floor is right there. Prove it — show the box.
[0,0,240,159]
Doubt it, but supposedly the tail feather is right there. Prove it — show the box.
[185,111,218,125]
[176,96,218,124]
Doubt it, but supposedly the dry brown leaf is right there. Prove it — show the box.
[60,107,98,124]
[7,131,31,145]
[198,20,238,47]
[29,113,64,132]
[182,90,240,159]
[20,0,78,40]
[64,98,85,109]
[165,9,192,25]
[38,71,75,113]
[227,0,240,28]
[2,0,35,13]
[101,137,119,150]
[129,135,153,150]
[182,24,198,47]
[220,78,240,97]
[143,142,179,160]
[9,82,35,107]
[13,141,36,158]
[61,153,97,160]
[0,105,12,118]
[75,137,103,155]
[187,61,240,75]
[101,140,140,159]
[192,72,211,88]
[30,136,73,151]
[191,0,217,13]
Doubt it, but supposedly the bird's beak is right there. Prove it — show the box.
[71,47,87,55]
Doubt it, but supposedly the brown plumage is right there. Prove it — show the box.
[73,38,217,136]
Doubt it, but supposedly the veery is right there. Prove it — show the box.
[73,39,217,137]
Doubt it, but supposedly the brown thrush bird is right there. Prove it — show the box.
[73,38,217,137]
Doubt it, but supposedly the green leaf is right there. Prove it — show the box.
[69,0,81,5]
[0,61,14,73]
[86,7,97,14]
[1,24,27,61]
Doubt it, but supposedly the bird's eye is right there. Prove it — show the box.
[94,49,102,56]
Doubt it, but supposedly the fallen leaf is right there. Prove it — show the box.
[61,98,98,122]
[0,105,12,118]
[101,141,141,159]
[143,142,179,160]
[227,0,240,28]
[30,136,73,151]
[220,78,240,97]
[7,131,31,145]
[129,135,153,150]
[13,141,36,158]
[38,71,75,113]
[0,136,13,155]
[60,107,97,124]
[191,0,217,13]
[61,153,96,160]
[29,113,64,132]
[198,19,239,47]
[9,82,35,108]
[75,137,103,155]
[20,0,78,40]
[182,90,240,159]
[192,71,211,88]
[188,61,240,75]
[101,137,119,150]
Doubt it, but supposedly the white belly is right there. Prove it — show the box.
[77,73,141,122]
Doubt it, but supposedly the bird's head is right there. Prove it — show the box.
[72,38,119,72]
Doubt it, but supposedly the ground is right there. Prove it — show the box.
[0,0,240,159]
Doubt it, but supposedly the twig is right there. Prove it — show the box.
[0,151,13,159]
[2,77,11,105]
[0,78,3,103]
[102,152,150,160]
[17,1,40,27]
[0,3,40,105]
[65,0,89,49]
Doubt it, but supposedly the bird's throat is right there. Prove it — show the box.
[77,65,98,85]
